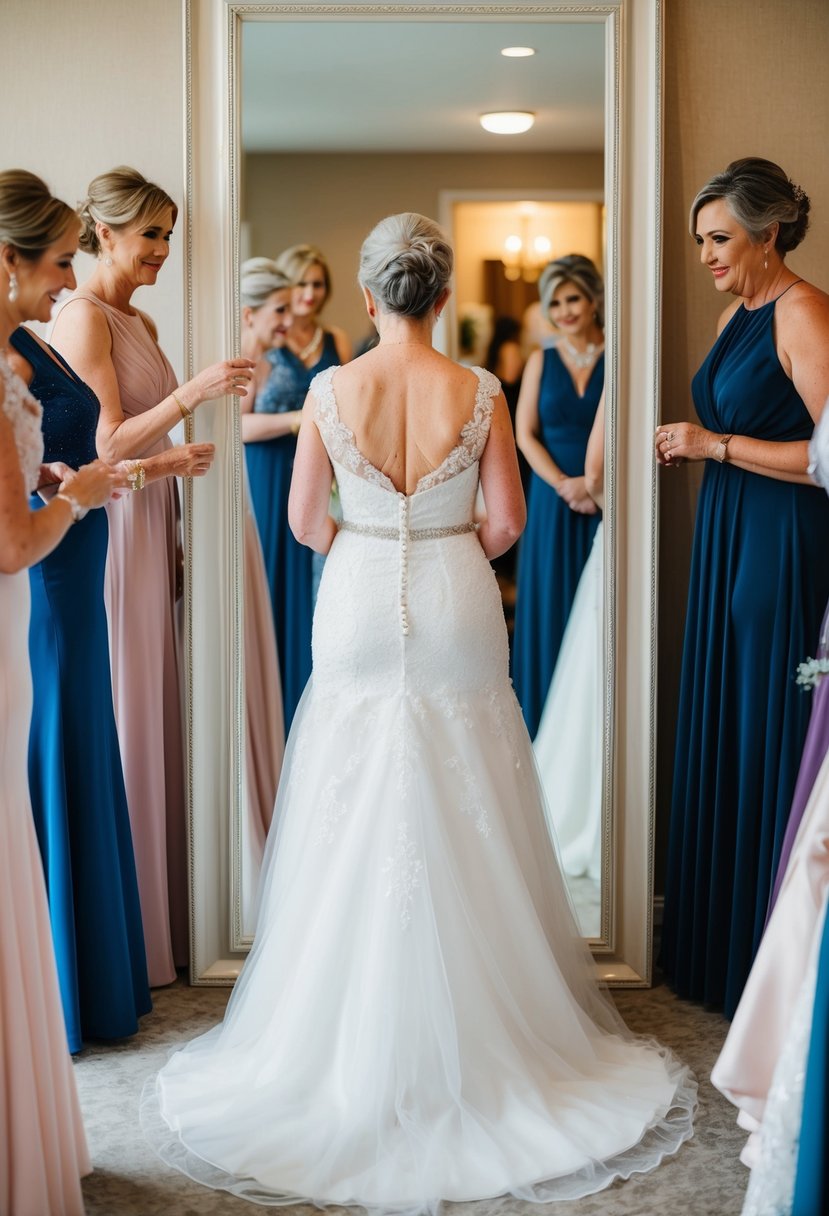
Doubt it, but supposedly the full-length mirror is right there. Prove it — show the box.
[185,0,663,986]
[236,16,608,944]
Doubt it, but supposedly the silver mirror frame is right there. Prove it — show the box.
[183,0,663,986]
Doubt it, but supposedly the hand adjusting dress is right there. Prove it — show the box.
[143,365,695,1212]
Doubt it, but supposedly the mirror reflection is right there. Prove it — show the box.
[238,17,607,938]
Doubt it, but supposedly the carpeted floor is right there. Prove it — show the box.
[74,978,748,1216]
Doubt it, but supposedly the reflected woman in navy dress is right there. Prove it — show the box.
[512,255,604,737]
[657,159,829,1018]
[244,244,350,730]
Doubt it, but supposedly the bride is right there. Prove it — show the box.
[143,213,695,1212]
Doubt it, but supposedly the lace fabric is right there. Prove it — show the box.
[0,352,44,493]
[143,360,696,1212]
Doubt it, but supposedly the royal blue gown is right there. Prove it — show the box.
[12,327,151,1054]
[660,294,829,1019]
[245,332,340,730]
[511,346,603,737]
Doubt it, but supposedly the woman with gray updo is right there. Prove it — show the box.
[656,157,829,1019]
[146,212,696,1211]
[511,253,605,738]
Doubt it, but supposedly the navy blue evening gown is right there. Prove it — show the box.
[511,346,603,737]
[246,332,339,731]
[12,327,151,1053]
[660,295,829,1019]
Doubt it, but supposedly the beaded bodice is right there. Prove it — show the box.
[0,350,43,493]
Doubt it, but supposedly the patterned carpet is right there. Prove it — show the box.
[74,978,749,1216]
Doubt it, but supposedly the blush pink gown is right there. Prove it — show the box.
[59,291,187,988]
[0,354,90,1216]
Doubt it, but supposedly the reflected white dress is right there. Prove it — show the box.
[143,365,695,1213]
[534,522,603,882]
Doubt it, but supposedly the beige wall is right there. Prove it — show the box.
[656,0,829,884]
[2,0,185,377]
[243,151,603,343]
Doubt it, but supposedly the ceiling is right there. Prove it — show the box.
[242,20,605,154]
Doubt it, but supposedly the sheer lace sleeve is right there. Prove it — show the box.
[415,367,501,493]
[0,353,44,494]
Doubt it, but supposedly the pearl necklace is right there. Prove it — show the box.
[560,337,602,369]
[292,325,323,361]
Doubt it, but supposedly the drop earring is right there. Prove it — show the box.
[104,255,113,267]
[8,272,18,302]
[763,248,769,271]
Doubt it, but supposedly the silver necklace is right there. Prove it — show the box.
[561,337,601,369]
[293,325,322,361]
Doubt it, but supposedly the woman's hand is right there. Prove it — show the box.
[655,422,718,466]
[38,461,73,488]
[556,475,599,514]
[154,444,217,479]
[61,459,129,509]
[178,359,257,410]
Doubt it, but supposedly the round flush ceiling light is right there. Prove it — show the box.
[479,111,535,135]
[501,46,536,57]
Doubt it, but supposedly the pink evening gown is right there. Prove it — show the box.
[0,354,90,1216]
[57,291,187,987]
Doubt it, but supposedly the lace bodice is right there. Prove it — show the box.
[0,352,43,494]
[310,363,500,500]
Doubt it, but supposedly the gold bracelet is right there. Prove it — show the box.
[126,460,146,491]
[173,391,191,420]
[714,433,733,464]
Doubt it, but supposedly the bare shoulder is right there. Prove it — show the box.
[776,280,829,332]
[716,299,741,336]
[52,295,111,345]
[5,347,33,386]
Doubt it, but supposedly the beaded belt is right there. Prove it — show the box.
[338,516,477,636]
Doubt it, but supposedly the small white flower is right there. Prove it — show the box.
[795,656,829,691]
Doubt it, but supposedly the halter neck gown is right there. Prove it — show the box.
[661,291,829,1018]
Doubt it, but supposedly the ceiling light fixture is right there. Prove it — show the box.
[501,46,536,57]
[479,111,535,135]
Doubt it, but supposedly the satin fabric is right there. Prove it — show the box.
[12,327,150,1052]
[511,346,602,738]
[661,298,829,1017]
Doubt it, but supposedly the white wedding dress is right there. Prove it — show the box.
[143,365,695,1212]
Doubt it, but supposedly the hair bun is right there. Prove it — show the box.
[359,214,453,319]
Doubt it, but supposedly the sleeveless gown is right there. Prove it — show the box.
[661,295,829,1018]
[0,354,90,1216]
[511,346,603,737]
[143,365,695,1212]
[56,291,187,987]
[711,406,829,1193]
[245,332,340,730]
[10,327,150,1053]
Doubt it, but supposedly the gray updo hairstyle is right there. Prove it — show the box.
[240,257,291,309]
[0,170,77,260]
[358,212,453,319]
[539,254,605,329]
[78,166,177,257]
[689,158,810,253]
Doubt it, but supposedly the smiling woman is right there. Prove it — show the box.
[49,165,256,990]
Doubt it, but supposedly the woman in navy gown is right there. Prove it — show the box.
[8,324,215,1051]
[656,158,829,1018]
[512,255,604,737]
[244,244,350,730]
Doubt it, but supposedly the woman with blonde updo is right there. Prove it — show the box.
[238,258,291,905]
[0,168,127,1216]
[512,254,605,738]
[244,243,346,729]
[50,166,255,988]
[145,213,695,1210]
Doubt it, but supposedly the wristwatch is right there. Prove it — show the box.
[56,491,89,523]
[714,433,733,464]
